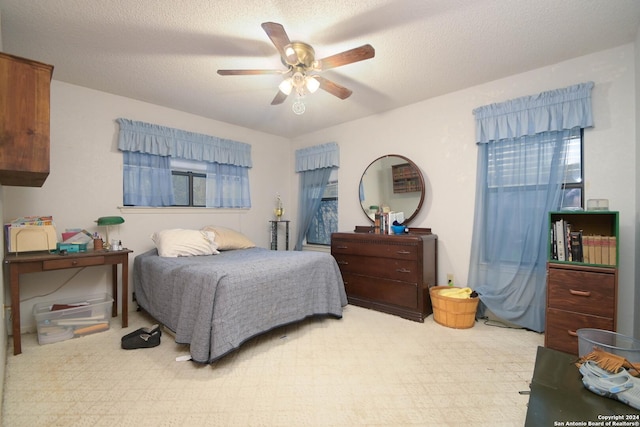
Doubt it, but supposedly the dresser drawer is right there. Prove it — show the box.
[547,268,615,317]
[334,254,418,283]
[331,239,418,261]
[341,273,418,309]
[545,308,614,355]
[43,256,106,270]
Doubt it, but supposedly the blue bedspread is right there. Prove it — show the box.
[133,247,347,363]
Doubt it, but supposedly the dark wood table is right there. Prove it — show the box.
[525,346,640,426]
[4,249,132,355]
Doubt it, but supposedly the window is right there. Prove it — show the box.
[469,82,593,333]
[558,131,584,209]
[170,159,206,207]
[118,118,252,208]
[487,130,583,210]
[305,171,338,245]
[483,129,583,264]
[172,171,206,207]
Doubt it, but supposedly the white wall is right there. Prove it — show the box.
[2,44,637,339]
[292,44,638,336]
[3,81,291,332]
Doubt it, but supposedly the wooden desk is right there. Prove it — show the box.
[4,249,132,355]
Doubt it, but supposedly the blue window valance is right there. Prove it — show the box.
[295,142,340,172]
[473,82,594,144]
[117,118,252,167]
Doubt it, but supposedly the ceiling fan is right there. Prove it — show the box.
[217,22,375,114]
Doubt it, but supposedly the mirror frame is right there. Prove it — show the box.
[359,154,425,225]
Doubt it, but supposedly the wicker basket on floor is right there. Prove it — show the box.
[429,286,479,329]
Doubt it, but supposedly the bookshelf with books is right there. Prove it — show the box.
[545,211,619,355]
[548,211,618,267]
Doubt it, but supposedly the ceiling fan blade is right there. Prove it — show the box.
[217,69,284,75]
[271,90,288,105]
[261,22,299,65]
[316,44,375,71]
[314,76,353,100]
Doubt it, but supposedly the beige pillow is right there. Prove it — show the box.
[201,226,255,250]
[151,229,219,257]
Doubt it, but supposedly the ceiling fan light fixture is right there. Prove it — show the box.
[278,78,293,95]
[306,76,320,93]
[218,22,376,108]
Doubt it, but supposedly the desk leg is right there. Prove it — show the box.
[111,264,118,319]
[9,265,22,355]
[112,260,129,328]
[121,258,128,328]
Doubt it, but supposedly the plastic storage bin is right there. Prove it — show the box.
[33,293,113,345]
[577,328,640,363]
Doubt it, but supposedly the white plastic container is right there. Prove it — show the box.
[33,293,113,345]
[586,199,609,211]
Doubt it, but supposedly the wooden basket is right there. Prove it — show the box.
[429,286,479,329]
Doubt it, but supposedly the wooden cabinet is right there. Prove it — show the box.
[331,229,437,322]
[545,211,619,355]
[0,52,54,187]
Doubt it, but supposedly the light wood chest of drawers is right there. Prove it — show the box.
[331,231,437,322]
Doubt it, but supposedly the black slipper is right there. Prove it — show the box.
[121,329,161,349]
[121,324,161,343]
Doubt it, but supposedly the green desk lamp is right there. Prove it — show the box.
[95,216,124,249]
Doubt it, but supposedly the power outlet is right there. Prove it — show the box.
[447,274,454,285]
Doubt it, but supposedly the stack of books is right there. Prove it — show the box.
[550,219,616,265]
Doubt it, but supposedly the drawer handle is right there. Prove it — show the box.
[569,289,591,297]
[335,245,348,249]
[568,330,578,337]
[72,260,78,266]
[396,250,411,255]
[396,268,411,274]
[337,260,348,265]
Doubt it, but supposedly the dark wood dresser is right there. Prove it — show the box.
[545,263,617,355]
[331,228,437,322]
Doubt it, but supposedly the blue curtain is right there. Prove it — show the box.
[205,162,251,208]
[469,82,594,332]
[123,151,175,206]
[117,118,252,207]
[294,143,339,251]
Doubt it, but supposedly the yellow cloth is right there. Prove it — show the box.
[438,287,473,299]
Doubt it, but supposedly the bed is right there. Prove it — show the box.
[132,234,347,363]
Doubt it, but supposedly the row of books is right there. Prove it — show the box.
[550,219,616,265]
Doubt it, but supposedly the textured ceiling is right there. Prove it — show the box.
[1,0,639,138]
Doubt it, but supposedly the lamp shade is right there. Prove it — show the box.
[278,78,293,95]
[95,216,124,226]
[306,76,320,93]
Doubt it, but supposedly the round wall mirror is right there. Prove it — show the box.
[359,154,425,225]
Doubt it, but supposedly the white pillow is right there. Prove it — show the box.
[151,229,219,257]
[200,226,256,250]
